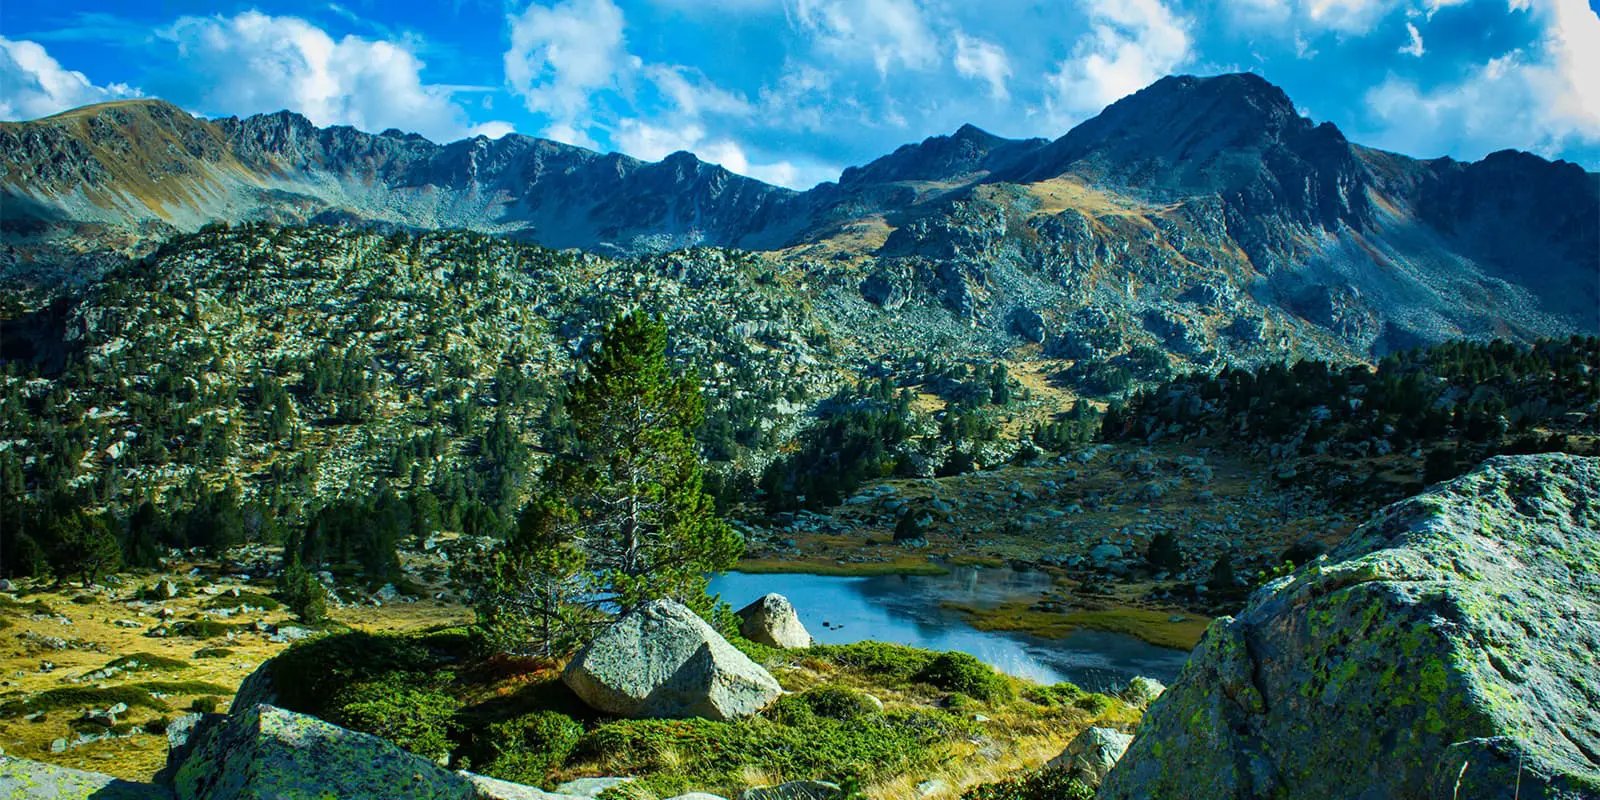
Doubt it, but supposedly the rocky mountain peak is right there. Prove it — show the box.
[838,124,1047,187]
[1000,72,1370,232]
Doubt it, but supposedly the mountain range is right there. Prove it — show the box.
[2,72,1596,367]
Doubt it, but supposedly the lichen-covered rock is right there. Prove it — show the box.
[0,756,173,799]
[1048,727,1132,788]
[740,780,841,800]
[737,593,812,649]
[155,712,225,784]
[1100,454,1600,800]
[173,704,477,800]
[563,600,782,721]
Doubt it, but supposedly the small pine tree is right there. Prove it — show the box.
[47,510,123,587]
[279,558,329,624]
[534,313,741,613]
[1145,532,1184,573]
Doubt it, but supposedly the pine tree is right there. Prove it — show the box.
[537,313,741,613]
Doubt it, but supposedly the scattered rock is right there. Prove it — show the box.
[563,600,782,721]
[736,594,812,649]
[914,778,950,797]
[1101,455,1600,799]
[1047,727,1132,788]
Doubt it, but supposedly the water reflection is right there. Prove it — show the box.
[709,568,1191,693]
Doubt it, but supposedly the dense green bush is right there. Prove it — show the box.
[267,630,473,717]
[1022,683,1084,707]
[479,710,584,784]
[328,673,458,762]
[799,687,880,721]
[810,641,938,683]
[915,652,1012,702]
[962,768,1094,800]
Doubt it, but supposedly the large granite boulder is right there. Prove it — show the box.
[563,600,782,721]
[172,704,478,800]
[737,593,812,649]
[0,757,172,799]
[1047,727,1132,788]
[1100,454,1600,800]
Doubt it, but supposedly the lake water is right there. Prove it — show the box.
[709,568,1192,693]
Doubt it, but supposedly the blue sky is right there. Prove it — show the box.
[2,0,1596,188]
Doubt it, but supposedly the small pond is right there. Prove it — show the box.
[709,567,1192,693]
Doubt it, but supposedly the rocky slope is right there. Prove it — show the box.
[1099,453,1600,799]
[4,73,1595,372]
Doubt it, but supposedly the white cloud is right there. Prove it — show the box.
[645,64,753,117]
[953,33,1012,100]
[0,37,141,120]
[504,0,630,147]
[795,0,939,77]
[612,118,835,189]
[1363,0,1600,159]
[470,120,517,139]
[1303,0,1395,32]
[1399,21,1425,56]
[1045,0,1194,129]
[1229,0,1405,34]
[160,11,505,143]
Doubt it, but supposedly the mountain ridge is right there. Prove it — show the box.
[2,72,1596,368]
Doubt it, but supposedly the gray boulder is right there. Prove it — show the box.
[172,704,477,799]
[563,600,782,721]
[464,771,588,800]
[1100,454,1600,799]
[0,757,172,799]
[740,780,840,800]
[229,661,277,712]
[1046,727,1131,788]
[554,777,636,797]
[737,593,813,649]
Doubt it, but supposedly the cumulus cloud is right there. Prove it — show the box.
[1045,0,1193,129]
[504,0,628,147]
[1399,21,1425,56]
[1363,0,1600,159]
[160,11,508,143]
[613,118,834,188]
[0,37,141,120]
[795,0,939,77]
[953,33,1012,100]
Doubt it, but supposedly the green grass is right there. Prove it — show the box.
[941,602,1211,650]
[105,652,192,672]
[0,686,168,718]
[203,591,282,611]
[167,619,248,639]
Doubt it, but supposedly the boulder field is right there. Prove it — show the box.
[1101,454,1600,799]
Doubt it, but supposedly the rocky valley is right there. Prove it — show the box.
[1,67,1598,800]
